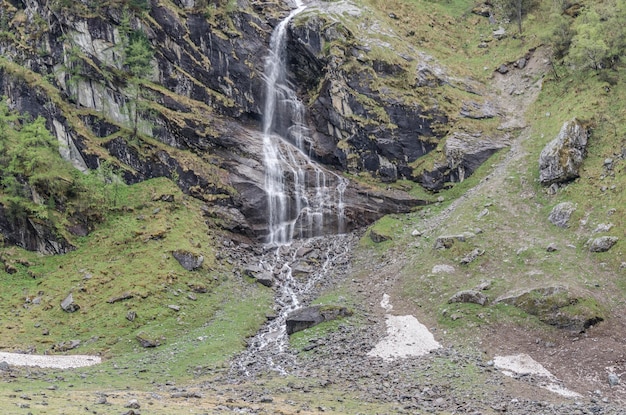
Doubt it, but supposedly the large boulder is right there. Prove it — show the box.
[496,286,604,331]
[539,119,589,185]
[588,236,619,253]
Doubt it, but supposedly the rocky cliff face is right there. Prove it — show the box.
[0,0,507,249]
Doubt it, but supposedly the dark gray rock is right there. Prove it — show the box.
[448,290,488,306]
[51,339,81,352]
[460,248,484,265]
[136,334,161,348]
[608,373,620,386]
[588,236,618,252]
[434,233,475,249]
[286,305,353,335]
[0,205,74,255]
[106,292,134,304]
[172,250,204,271]
[0,361,9,371]
[539,119,589,185]
[496,64,509,74]
[60,293,80,313]
[126,311,137,322]
[243,265,274,287]
[548,202,576,228]
[369,229,391,243]
[125,399,140,409]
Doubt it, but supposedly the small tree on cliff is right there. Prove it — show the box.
[117,8,155,140]
[122,28,155,140]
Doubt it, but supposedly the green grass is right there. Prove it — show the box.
[0,178,273,384]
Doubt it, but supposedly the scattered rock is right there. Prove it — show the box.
[95,396,108,405]
[168,304,181,312]
[243,265,274,287]
[448,290,488,306]
[172,250,203,271]
[539,119,589,185]
[434,233,475,249]
[171,391,202,398]
[548,202,576,228]
[472,3,491,17]
[126,311,137,322]
[496,64,509,74]
[588,236,618,252]
[187,283,208,293]
[460,248,484,265]
[60,293,80,313]
[51,340,81,352]
[492,27,506,40]
[593,223,614,233]
[152,194,174,202]
[136,334,161,348]
[546,243,558,252]
[369,229,391,243]
[411,229,422,237]
[0,361,9,371]
[432,264,455,274]
[106,292,134,304]
[286,305,353,335]
[608,373,620,387]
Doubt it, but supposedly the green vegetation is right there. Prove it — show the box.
[0,177,273,379]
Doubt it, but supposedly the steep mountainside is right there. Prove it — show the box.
[0,0,624,413]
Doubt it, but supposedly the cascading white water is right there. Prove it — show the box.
[262,1,347,245]
[232,234,355,377]
[231,2,354,377]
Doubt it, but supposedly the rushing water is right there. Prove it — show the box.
[262,1,347,245]
[231,2,356,376]
[232,234,355,376]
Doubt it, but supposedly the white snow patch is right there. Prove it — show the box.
[0,352,101,369]
[494,354,581,398]
[368,295,441,361]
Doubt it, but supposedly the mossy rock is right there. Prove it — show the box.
[496,286,604,332]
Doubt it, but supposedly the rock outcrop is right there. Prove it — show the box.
[0,0,511,246]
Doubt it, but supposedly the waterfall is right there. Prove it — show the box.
[229,2,354,377]
[262,1,347,245]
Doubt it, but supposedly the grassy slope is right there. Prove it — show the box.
[0,178,273,387]
[353,0,624,340]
